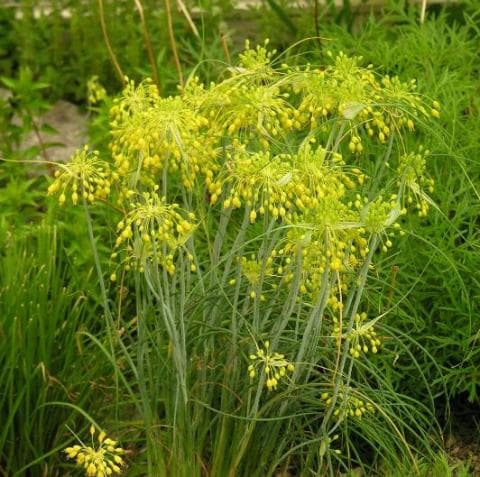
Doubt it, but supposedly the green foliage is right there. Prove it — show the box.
[382,450,474,477]
[0,224,107,475]
[0,67,56,228]
[0,6,15,76]
[0,66,52,158]
[3,0,228,102]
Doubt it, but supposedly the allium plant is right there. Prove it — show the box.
[51,42,440,475]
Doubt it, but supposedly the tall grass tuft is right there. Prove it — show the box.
[0,224,108,475]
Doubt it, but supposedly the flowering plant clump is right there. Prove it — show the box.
[64,426,125,476]
[50,41,440,474]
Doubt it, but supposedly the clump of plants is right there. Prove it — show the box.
[49,42,441,475]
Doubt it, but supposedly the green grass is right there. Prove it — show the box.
[0,223,112,475]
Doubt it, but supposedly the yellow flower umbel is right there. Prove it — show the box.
[115,189,196,274]
[276,192,369,293]
[332,312,381,358]
[235,39,278,84]
[47,146,113,206]
[87,76,107,105]
[294,53,375,129]
[321,388,375,421]
[290,51,429,145]
[219,149,294,219]
[213,83,295,143]
[289,143,352,212]
[64,425,125,476]
[109,79,216,190]
[396,148,434,217]
[248,341,295,391]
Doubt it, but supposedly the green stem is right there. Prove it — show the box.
[320,235,379,435]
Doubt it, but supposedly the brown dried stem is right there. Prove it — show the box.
[164,0,184,89]
[221,32,231,64]
[134,0,162,94]
[97,0,125,85]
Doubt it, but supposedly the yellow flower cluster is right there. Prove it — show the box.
[111,77,158,117]
[397,149,435,217]
[49,41,440,299]
[294,55,375,129]
[288,143,354,212]
[218,143,361,224]
[64,425,125,476]
[290,52,429,145]
[87,76,107,105]
[181,75,210,109]
[321,389,375,420]
[272,197,368,293]
[332,312,381,358]
[114,189,196,274]
[220,149,293,218]
[212,83,297,144]
[266,181,403,294]
[236,39,277,82]
[362,195,400,233]
[239,254,273,287]
[248,341,295,391]
[47,146,113,206]
[109,79,217,190]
